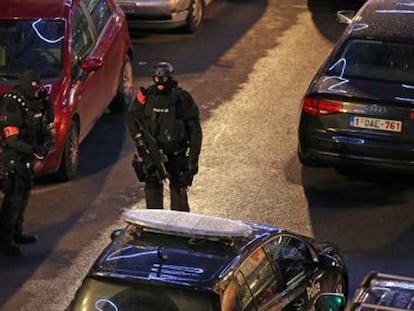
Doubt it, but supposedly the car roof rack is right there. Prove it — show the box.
[352,271,414,311]
[122,209,253,241]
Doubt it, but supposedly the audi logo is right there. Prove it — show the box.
[366,104,387,113]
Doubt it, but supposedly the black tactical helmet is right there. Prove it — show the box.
[152,62,174,79]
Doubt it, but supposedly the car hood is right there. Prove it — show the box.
[311,75,414,104]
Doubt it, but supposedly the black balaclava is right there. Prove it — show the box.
[18,70,41,100]
[154,78,177,94]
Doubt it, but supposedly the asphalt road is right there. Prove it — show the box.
[1,0,413,310]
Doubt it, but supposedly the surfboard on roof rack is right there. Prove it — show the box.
[121,209,253,240]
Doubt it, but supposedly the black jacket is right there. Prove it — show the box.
[0,85,55,165]
[126,82,202,167]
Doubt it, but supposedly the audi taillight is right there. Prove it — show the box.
[302,97,344,116]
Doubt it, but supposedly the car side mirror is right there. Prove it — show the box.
[80,57,104,72]
[110,229,124,240]
[314,293,346,311]
[336,10,355,24]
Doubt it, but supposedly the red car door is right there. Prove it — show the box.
[83,0,125,119]
[70,4,107,140]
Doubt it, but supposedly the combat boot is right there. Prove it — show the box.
[15,233,38,244]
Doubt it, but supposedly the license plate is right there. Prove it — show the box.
[350,116,402,132]
[120,4,135,13]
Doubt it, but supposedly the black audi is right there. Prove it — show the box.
[67,209,348,310]
[298,0,414,172]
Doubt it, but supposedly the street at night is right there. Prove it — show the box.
[0,0,413,310]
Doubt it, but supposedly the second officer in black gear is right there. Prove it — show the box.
[127,62,202,212]
[0,70,55,256]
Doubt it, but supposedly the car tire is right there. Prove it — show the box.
[184,0,203,33]
[56,119,80,181]
[109,55,133,114]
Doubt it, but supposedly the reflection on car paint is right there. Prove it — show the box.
[322,58,349,94]
[376,9,414,13]
[395,96,414,102]
[349,23,368,34]
[402,84,414,103]
[398,84,414,102]
[106,246,157,261]
[32,19,65,43]
[332,136,365,144]
[149,264,204,281]
[329,58,347,77]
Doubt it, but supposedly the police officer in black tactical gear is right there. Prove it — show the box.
[0,70,55,256]
[127,62,202,212]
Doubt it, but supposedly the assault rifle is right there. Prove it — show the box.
[132,122,169,183]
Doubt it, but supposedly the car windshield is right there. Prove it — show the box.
[327,39,414,84]
[0,19,65,80]
[70,277,220,311]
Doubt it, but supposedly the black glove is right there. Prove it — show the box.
[34,144,49,160]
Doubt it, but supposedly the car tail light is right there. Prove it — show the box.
[302,97,344,116]
[410,112,414,121]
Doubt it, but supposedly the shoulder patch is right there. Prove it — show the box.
[3,126,19,138]
[136,88,146,105]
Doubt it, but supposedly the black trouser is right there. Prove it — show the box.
[0,162,33,246]
[145,153,189,212]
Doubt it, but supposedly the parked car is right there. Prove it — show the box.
[298,0,414,173]
[115,0,211,33]
[68,209,348,310]
[0,0,134,181]
[315,271,414,310]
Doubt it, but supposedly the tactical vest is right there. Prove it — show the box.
[0,92,45,146]
[143,87,187,155]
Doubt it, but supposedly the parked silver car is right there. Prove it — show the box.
[116,0,212,33]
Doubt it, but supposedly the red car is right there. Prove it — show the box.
[0,0,134,180]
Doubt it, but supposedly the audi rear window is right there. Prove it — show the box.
[327,39,414,84]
